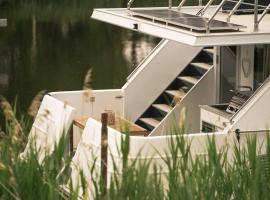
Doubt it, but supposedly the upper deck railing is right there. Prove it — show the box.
[127,0,270,32]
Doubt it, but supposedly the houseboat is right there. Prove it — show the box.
[23,0,270,197]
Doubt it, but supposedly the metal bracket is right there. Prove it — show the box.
[115,95,124,99]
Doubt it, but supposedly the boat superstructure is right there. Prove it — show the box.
[23,0,270,198]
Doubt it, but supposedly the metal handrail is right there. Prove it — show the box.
[177,0,187,11]
[254,0,259,31]
[235,129,270,134]
[206,0,228,32]
[224,0,269,31]
[127,0,269,32]
[196,0,215,16]
[127,0,135,10]
[234,128,270,143]
[258,3,270,24]
[205,0,269,32]
[227,0,243,22]
[128,0,174,10]
[226,0,268,8]
[231,76,270,121]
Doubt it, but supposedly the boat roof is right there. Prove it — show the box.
[91,6,270,46]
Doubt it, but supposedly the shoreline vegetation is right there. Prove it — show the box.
[1,90,270,199]
[0,1,269,199]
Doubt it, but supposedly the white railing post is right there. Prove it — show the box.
[127,0,135,10]
[169,0,172,9]
[227,0,243,22]
[196,0,215,16]
[177,0,187,11]
[254,0,259,31]
[206,0,228,32]
[257,3,270,24]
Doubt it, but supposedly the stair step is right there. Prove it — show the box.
[203,48,214,54]
[152,104,173,113]
[165,90,186,99]
[190,62,212,71]
[139,118,160,128]
[177,76,200,85]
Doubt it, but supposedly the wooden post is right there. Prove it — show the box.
[101,113,108,196]
[69,125,73,155]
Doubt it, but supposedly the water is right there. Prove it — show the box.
[0,0,162,112]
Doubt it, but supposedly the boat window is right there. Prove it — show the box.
[254,44,270,89]
[220,46,237,103]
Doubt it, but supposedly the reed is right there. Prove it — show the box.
[27,90,46,119]
[83,68,93,103]
[1,98,270,199]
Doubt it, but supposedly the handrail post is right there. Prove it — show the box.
[227,0,243,22]
[206,0,228,32]
[258,3,270,24]
[127,0,135,10]
[177,0,187,11]
[196,0,215,16]
[254,0,259,31]
[169,0,172,9]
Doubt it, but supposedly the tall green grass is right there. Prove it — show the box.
[1,112,270,199]
[0,118,81,199]
[89,129,270,200]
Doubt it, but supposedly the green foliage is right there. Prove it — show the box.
[0,121,80,200]
[89,129,270,200]
[1,115,270,199]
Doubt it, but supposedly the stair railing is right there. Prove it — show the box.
[231,76,270,120]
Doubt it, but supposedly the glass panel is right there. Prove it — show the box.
[202,121,216,133]
[220,46,237,103]
[254,44,270,89]
[263,45,270,79]
[254,45,264,89]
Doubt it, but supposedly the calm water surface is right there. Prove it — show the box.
[0,0,162,112]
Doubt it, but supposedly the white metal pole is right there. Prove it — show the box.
[254,0,259,31]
